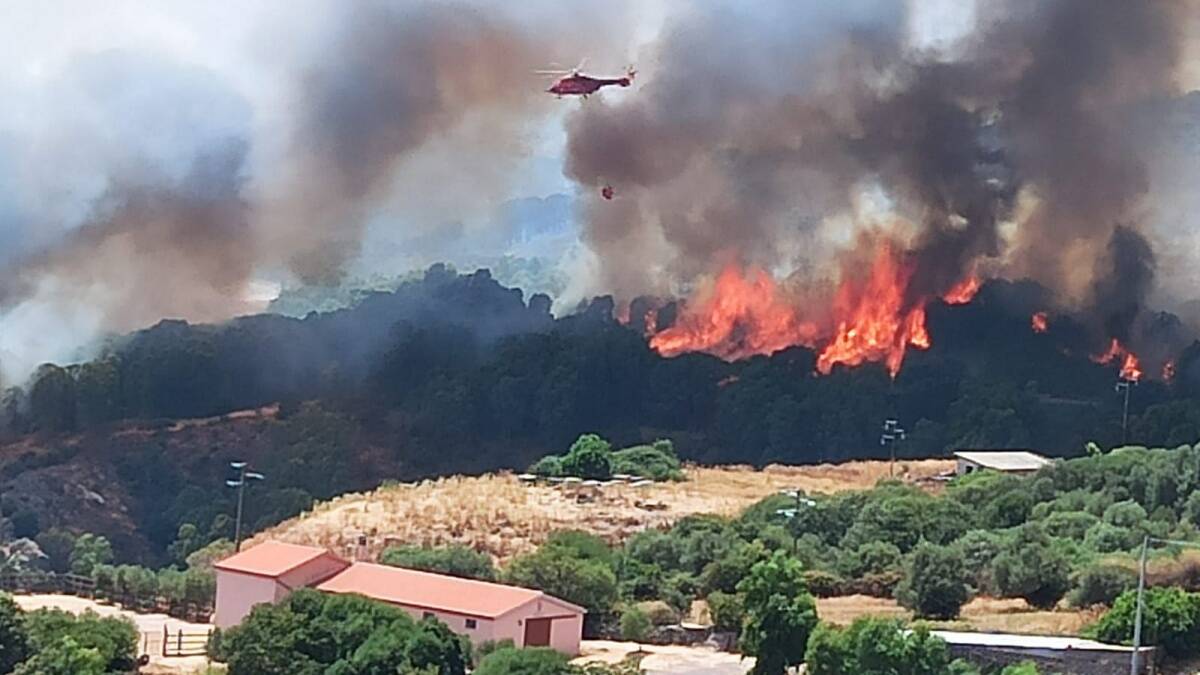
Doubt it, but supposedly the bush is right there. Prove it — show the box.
[991,526,1071,609]
[560,434,613,480]
[610,440,684,481]
[474,647,573,675]
[505,547,618,615]
[379,544,497,581]
[804,618,973,675]
[634,600,679,626]
[896,542,970,620]
[529,455,564,477]
[706,591,744,634]
[837,541,902,579]
[801,570,845,598]
[0,593,29,673]
[20,608,138,672]
[1087,587,1200,657]
[13,635,105,675]
[619,606,652,641]
[1068,564,1137,607]
[738,552,817,675]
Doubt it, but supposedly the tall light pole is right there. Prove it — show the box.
[226,461,265,552]
[881,419,906,478]
[1115,376,1137,444]
[776,489,817,556]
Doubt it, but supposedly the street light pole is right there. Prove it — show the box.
[226,461,265,552]
[1129,536,1200,675]
[1130,535,1148,675]
[880,419,906,478]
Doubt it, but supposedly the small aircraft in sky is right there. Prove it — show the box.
[537,60,636,99]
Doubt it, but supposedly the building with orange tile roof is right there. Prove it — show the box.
[213,541,585,655]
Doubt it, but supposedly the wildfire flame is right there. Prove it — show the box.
[1163,360,1176,383]
[815,244,929,376]
[1031,311,1048,333]
[942,274,981,305]
[1092,338,1142,382]
[648,242,951,377]
[648,265,819,360]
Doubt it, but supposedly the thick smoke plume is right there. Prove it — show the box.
[564,0,1195,350]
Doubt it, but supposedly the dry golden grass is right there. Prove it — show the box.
[813,595,1102,636]
[250,460,952,563]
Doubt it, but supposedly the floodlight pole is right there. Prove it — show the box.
[1116,377,1136,445]
[881,419,906,478]
[776,489,816,556]
[227,462,265,552]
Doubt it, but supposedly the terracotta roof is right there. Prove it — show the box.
[316,562,585,619]
[215,541,342,578]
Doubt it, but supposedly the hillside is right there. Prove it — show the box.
[249,460,954,562]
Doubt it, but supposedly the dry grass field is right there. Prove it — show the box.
[251,459,953,562]
[814,595,1104,636]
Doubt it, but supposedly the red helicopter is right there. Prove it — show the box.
[538,60,636,99]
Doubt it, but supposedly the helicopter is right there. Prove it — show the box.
[537,59,636,99]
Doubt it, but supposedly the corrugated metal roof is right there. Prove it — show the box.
[953,450,1051,471]
[317,562,586,619]
[931,630,1150,653]
[214,541,343,578]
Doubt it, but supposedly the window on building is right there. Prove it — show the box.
[465,619,477,629]
[423,611,435,620]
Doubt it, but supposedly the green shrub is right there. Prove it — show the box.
[1068,564,1137,607]
[560,434,613,480]
[20,608,138,672]
[1087,587,1200,657]
[529,455,564,477]
[801,570,845,598]
[610,440,683,481]
[837,541,902,579]
[896,542,970,620]
[634,600,679,626]
[474,647,573,675]
[0,593,29,673]
[804,618,973,675]
[619,606,652,641]
[706,590,744,634]
[379,544,497,581]
[991,525,1071,609]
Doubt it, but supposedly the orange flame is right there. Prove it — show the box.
[1031,311,1048,333]
[942,274,981,305]
[649,241,947,377]
[816,244,929,376]
[1163,359,1176,383]
[1092,338,1142,382]
[648,265,819,360]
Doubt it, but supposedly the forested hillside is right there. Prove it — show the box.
[2,266,1200,566]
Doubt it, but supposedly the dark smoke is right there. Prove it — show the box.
[263,3,545,282]
[564,0,1193,346]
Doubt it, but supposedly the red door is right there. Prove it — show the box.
[524,618,552,647]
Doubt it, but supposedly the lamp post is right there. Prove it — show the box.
[776,489,816,555]
[1115,376,1137,444]
[880,419,906,478]
[1129,536,1200,675]
[226,461,265,552]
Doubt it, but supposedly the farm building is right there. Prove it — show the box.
[953,450,1052,477]
[213,540,585,655]
[932,630,1156,675]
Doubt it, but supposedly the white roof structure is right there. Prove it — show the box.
[931,630,1151,654]
[953,450,1052,472]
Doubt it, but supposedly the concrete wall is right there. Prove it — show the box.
[948,644,1157,675]
[213,570,280,629]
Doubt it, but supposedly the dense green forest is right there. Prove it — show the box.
[3,265,1200,566]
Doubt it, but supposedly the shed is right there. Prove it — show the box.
[212,541,349,629]
[953,450,1052,477]
[317,562,585,655]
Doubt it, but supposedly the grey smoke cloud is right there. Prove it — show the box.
[563,0,1197,350]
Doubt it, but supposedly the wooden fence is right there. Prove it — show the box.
[160,625,214,657]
